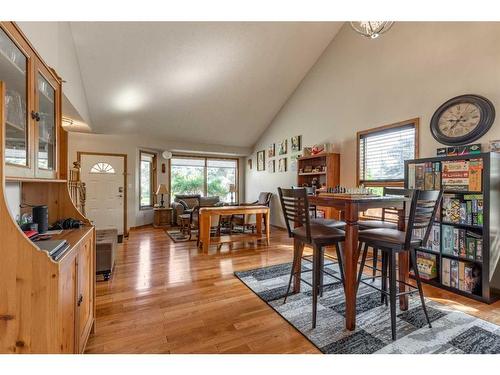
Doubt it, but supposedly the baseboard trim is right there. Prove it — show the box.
[270,224,286,231]
[129,224,154,231]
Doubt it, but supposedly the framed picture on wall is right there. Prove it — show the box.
[290,154,301,172]
[291,135,302,152]
[267,143,275,158]
[278,158,287,172]
[247,158,252,170]
[257,150,265,171]
[268,159,275,173]
[279,139,288,155]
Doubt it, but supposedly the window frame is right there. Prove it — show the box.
[139,150,157,210]
[168,154,239,203]
[356,118,419,188]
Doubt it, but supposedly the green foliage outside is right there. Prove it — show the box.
[170,166,235,201]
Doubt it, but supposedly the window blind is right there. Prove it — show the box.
[359,124,416,184]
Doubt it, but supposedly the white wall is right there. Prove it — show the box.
[68,132,247,229]
[17,22,91,125]
[4,182,21,221]
[246,22,500,227]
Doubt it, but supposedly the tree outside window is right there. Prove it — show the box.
[170,157,238,202]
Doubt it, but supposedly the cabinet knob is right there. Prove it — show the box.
[77,294,83,306]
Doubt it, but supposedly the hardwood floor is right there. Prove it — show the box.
[85,226,500,354]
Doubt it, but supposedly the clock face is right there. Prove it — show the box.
[437,103,481,138]
[430,95,495,146]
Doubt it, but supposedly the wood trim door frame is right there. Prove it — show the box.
[77,151,128,237]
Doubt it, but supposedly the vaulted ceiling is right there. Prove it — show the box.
[69,22,342,148]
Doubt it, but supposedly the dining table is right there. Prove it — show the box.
[198,205,270,254]
[297,193,409,331]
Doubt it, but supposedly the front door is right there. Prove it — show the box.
[80,154,125,235]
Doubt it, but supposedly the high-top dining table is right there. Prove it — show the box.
[296,194,409,331]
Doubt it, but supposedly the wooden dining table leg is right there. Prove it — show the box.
[265,209,270,245]
[397,207,409,311]
[292,239,304,293]
[344,202,359,331]
[256,212,262,240]
[200,212,211,254]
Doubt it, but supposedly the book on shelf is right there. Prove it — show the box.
[468,158,483,192]
[441,257,481,294]
[424,162,434,190]
[408,158,482,192]
[408,163,416,189]
[442,194,483,226]
[442,225,454,255]
[433,161,441,189]
[442,258,451,287]
[416,251,438,280]
[425,223,440,253]
[450,259,459,288]
[459,262,465,290]
[415,164,425,190]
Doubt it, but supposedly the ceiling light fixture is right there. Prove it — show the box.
[350,21,394,39]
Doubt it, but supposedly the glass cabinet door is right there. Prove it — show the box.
[0,27,29,168]
[36,72,56,172]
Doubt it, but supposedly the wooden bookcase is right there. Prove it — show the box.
[297,153,340,219]
[404,152,500,303]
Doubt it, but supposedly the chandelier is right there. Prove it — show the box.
[350,21,394,39]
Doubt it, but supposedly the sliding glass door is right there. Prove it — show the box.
[170,156,238,203]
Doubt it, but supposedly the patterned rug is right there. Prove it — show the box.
[234,260,500,354]
[166,229,198,242]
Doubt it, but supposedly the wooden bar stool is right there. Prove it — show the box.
[278,187,346,329]
[356,189,443,340]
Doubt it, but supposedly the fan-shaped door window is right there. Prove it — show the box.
[90,162,116,174]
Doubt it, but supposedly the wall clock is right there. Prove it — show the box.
[430,94,495,145]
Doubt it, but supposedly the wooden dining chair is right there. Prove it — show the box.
[356,189,443,340]
[278,187,345,328]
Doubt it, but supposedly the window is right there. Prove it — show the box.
[357,118,419,186]
[170,156,238,203]
[357,119,419,220]
[139,151,157,209]
[90,162,115,174]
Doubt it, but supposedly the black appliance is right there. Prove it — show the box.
[32,205,48,234]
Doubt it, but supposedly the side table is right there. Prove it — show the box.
[153,207,173,228]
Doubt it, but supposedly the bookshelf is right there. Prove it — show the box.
[404,152,500,303]
[297,153,340,219]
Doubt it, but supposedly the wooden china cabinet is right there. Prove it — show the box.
[0,22,95,353]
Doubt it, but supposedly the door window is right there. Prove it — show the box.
[90,162,115,174]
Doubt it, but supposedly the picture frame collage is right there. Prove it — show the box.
[253,135,302,173]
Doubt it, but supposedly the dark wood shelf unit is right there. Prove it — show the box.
[405,152,500,304]
[297,153,340,219]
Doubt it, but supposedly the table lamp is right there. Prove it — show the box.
[156,184,169,207]
[229,184,237,205]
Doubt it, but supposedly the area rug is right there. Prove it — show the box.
[234,260,500,354]
[166,229,198,242]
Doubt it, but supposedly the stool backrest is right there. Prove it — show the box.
[278,187,311,242]
[381,187,413,222]
[405,189,443,247]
